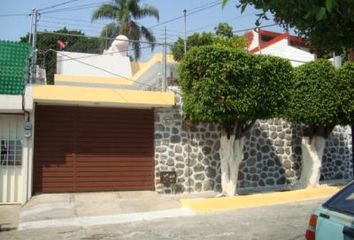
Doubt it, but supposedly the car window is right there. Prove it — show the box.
[324,182,354,216]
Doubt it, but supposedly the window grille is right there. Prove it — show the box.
[0,140,22,166]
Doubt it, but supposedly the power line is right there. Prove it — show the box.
[148,0,222,29]
[41,15,107,26]
[39,0,83,11]
[187,11,257,33]
[51,49,161,90]
[37,31,173,46]
[37,25,100,35]
[40,2,105,14]
[53,45,155,63]
[39,20,103,32]
[0,13,30,17]
[233,23,278,33]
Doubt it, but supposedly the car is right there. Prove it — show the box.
[305,180,354,240]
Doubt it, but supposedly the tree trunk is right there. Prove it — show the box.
[300,136,326,188]
[219,132,245,196]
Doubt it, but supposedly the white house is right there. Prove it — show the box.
[245,30,315,66]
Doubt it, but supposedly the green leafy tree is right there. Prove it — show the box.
[337,62,354,125]
[222,0,354,55]
[179,45,292,195]
[171,32,214,62]
[214,22,234,38]
[91,0,159,60]
[336,62,354,175]
[20,28,101,84]
[171,23,247,62]
[286,60,348,187]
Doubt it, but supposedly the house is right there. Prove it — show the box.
[245,29,315,66]
[0,40,33,204]
[1,35,351,204]
[28,37,176,195]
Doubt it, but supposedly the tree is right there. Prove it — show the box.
[171,23,247,61]
[286,60,346,187]
[171,32,214,61]
[20,28,101,84]
[91,0,159,60]
[215,22,234,38]
[222,0,354,55]
[179,45,292,195]
[336,62,354,178]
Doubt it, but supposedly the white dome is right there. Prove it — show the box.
[114,35,129,52]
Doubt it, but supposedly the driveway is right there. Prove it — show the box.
[18,191,189,230]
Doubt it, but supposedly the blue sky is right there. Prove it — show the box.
[0,0,282,59]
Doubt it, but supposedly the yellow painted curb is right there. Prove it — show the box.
[180,186,341,213]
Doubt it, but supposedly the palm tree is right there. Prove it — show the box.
[92,0,159,60]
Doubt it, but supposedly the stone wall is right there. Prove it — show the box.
[154,108,222,194]
[321,126,353,181]
[154,106,353,194]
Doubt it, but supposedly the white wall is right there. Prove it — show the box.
[57,51,133,79]
[254,39,315,67]
[0,86,33,113]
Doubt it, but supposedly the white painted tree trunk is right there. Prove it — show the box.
[219,133,245,196]
[300,136,326,188]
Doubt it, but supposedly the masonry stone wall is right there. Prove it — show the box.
[321,126,353,181]
[154,106,353,194]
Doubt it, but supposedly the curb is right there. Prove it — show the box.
[180,186,341,213]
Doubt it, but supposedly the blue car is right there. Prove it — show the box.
[306,180,354,240]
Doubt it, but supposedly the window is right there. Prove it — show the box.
[324,181,354,216]
[0,140,22,166]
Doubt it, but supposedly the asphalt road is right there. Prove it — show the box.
[0,199,324,240]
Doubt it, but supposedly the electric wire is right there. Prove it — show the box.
[40,15,108,25]
[0,13,30,17]
[148,0,223,29]
[53,45,156,63]
[39,0,83,11]
[48,49,161,90]
[40,2,106,15]
[37,31,173,46]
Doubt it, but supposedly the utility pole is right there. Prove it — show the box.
[30,8,39,84]
[162,26,167,91]
[183,9,187,56]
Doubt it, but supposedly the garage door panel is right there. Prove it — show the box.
[34,106,154,193]
[76,171,153,177]
[75,181,154,188]
[76,166,153,172]
[76,156,153,162]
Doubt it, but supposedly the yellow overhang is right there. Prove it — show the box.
[32,85,175,108]
[54,74,133,85]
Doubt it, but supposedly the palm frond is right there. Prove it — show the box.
[132,41,141,61]
[141,25,156,50]
[100,22,120,48]
[91,4,120,22]
[134,4,159,21]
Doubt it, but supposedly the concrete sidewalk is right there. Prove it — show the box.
[180,185,341,213]
[20,191,182,222]
[0,205,20,232]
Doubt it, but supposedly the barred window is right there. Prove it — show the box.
[0,140,22,166]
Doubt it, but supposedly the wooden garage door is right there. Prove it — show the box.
[34,106,154,193]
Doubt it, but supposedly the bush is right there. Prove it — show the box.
[287,59,338,126]
[179,45,292,125]
[336,61,354,125]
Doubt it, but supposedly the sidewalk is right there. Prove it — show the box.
[180,185,341,213]
[18,191,183,230]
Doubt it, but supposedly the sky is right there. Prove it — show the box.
[0,0,282,58]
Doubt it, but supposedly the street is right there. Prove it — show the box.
[0,199,323,240]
